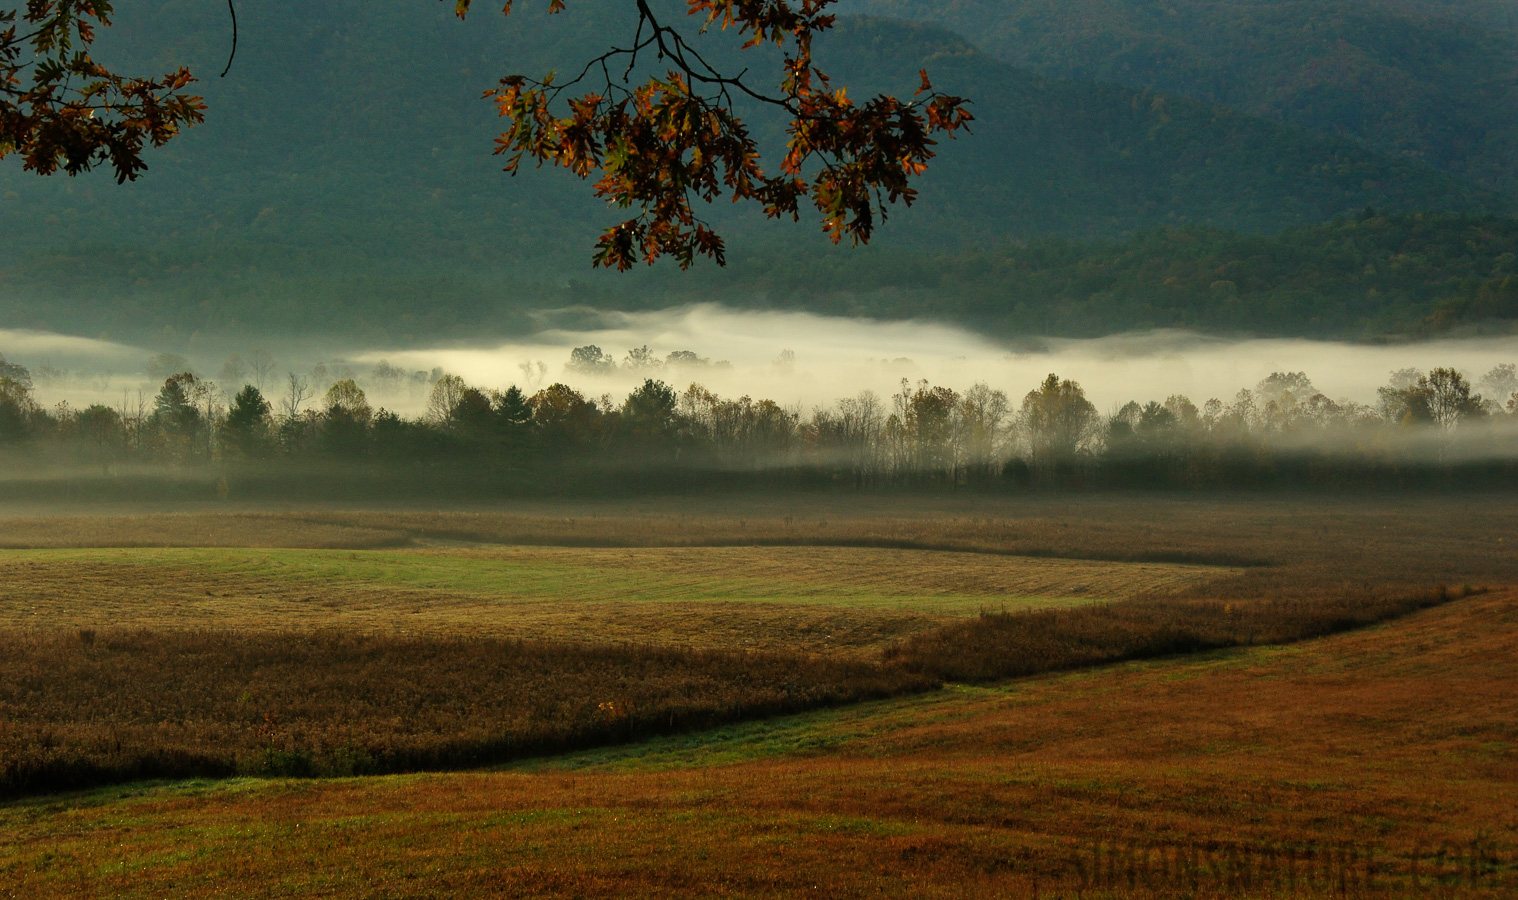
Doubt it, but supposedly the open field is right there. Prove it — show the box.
[0,583,1453,797]
[3,490,1511,588]
[0,545,1222,643]
[2,589,1514,897]
[0,492,1513,895]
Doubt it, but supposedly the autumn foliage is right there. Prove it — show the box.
[4,2,968,266]
[0,1,203,181]
[464,0,973,267]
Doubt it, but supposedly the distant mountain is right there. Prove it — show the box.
[653,212,1518,341]
[1,3,1512,344]
[6,213,1515,347]
[850,0,1518,197]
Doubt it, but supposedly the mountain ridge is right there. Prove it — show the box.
[2,3,1513,344]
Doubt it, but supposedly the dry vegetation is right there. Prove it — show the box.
[3,588,1514,897]
[0,490,1512,895]
[4,491,1510,589]
[1,492,1509,802]
[0,583,1462,800]
[0,545,1221,642]
[0,630,934,797]
[888,584,1478,682]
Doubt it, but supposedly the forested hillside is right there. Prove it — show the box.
[653,212,1518,339]
[5,214,1514,344]
[851,0,1518,196]
[2,2,1512,344]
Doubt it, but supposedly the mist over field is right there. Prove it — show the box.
[10,305,1518,417]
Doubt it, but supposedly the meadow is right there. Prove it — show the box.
[0,491,1514,896]
[0,545,1193,637]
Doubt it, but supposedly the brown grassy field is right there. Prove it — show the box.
[4,490,1510,587]
[0,629,936,794]
[0,492,1513,895]
[0,545,1219,643]
[0,582,1454,799]
[2,588,1513,897]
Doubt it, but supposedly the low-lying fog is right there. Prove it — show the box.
[7,304,1518,415]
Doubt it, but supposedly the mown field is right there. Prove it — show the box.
[0,492,1514,896]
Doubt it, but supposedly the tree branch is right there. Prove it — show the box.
[220,0,237,78]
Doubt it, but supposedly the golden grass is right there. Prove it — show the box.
[0,545,1218,649]
[0,586,1448,802]
[0,492,1511,895]
[3,590,1514,898]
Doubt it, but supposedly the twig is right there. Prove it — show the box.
[220,0,237,78]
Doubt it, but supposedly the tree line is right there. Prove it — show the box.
[2,350,1515,493]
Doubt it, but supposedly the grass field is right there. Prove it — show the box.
[2,588,1513,897]
[0,545,1221,646]
[0,492,1514,896]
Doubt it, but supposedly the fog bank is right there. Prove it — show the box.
[356,306,1518,412]
[9,306,1518,414]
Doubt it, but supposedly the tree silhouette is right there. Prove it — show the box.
[1021,373,1100,468]
[223,384,272,458]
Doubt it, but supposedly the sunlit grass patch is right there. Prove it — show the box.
[2,543,1183,657]
[0,544,1224,625]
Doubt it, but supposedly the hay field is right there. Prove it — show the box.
[3,588,1513,898]
[0,545,1228,650]
[4,490,1512,590]
[0,492,1513,897]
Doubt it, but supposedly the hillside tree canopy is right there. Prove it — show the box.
[2,1,972,269]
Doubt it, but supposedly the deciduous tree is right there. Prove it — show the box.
[567,345,618,376]
[1,1,203,181]
[462,0,973,267]
[0,372,35,441]
[5,1,970,268]
[1021,373,1100,470]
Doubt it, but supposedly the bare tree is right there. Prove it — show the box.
[517,360,549,390]
[958,382,1010,482]
[836,390,885,483]
[1425,368,1485,433]
[219,354,248,389]
[281,373,311,422]
[1480,363,1517,413]
[248,349,276,392]
[425,374,469,425]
